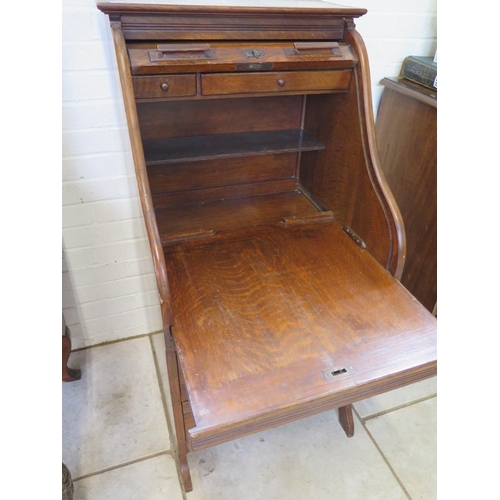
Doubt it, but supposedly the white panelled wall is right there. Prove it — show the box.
[62,0,437,349]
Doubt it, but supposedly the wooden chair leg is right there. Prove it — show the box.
[339,404,355,437]
[165,331,193,493]
[62,333,81,382]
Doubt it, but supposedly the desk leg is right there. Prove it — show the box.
[165,333,193,493]
[339,405,355,437]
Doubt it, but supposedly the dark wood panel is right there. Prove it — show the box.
[301,89,393,270]
[153,179,298,208]
[155,191,320,243]
[164,223,436,448]
[137,95,303,140]
[377,83,437,311]
[148,154,297,194]
[202,70,351,96]
[143,129,323,165]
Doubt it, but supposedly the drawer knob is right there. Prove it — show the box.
[277,79,285,87]
[160,82,170,91]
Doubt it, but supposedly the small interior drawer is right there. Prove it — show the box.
[132,74,197,98]
[201,70,351,96]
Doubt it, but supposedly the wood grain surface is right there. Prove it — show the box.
[165,222,436,449]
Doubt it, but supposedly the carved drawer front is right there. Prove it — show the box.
[132,74,197,98]
[201,70,351,96]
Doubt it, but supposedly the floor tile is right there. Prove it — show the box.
[365,397,437,500]
[73,454,183,500]
[353,377,437,418]
[186,411,406,500]
[62,337,171,478]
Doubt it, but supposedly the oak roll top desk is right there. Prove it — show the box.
[97,1,437,492]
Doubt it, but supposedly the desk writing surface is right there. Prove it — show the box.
[165,222,437,436]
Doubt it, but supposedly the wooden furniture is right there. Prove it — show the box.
[97,2,437,492]
[62,313,81,382]
[376,77,437,313]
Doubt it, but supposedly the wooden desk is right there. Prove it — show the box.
[97,2,437,492]
[376,77,437,312]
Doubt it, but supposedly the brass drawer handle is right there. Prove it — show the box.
[160,81,169,91]
[277,79,285,87]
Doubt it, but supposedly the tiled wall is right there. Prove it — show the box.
[62,0,437,349]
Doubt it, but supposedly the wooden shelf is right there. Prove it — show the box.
[143,129,324,165]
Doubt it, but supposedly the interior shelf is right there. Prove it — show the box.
[143,129,324,165]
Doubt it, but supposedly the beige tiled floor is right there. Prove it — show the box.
[63,333,436,500]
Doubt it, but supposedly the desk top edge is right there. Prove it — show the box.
[96,1,367,17]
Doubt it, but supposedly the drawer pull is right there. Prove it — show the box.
[157,43,211,54]
[160,82,170,91]
[277,79,285,87]
[294,42,339,51]
[149,43,215,62]
[285,42,342,59]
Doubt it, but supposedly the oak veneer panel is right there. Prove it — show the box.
[155,191,319,242]
[137,95,303,140]
[377,82,437,312]
[165,223,436,449]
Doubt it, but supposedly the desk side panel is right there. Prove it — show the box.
[300,26,405,278]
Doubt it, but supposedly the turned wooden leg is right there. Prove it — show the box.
[339,404,355,437]
[62,332,81,382]
[165,331,193,493]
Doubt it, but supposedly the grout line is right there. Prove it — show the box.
[71,331,162,352]
[72,450,175,482]
[353,406,413,500]
[360,394,437,423]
